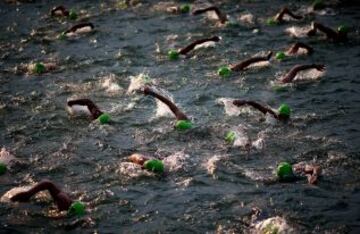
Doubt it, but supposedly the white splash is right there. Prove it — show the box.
[293,69,325,82]
[116,162,152,178]
[1,186,51,203]
[127,73,152,95]
[285,26,312,38]
[232,125,251,149]
[162,151,190,172]
[153,87,174,118]
[239,13,255,24]
[66,104,91,117]
[194,41,216,51]
[252,216,294,234]
[100,73,122,94]
[217,98,257,117]
[0,147,16,165]
[204,155,224,176]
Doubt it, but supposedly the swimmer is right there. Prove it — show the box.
[60,23,94,38]
[168,36,221,60]
[128,153,164,174]
[51,6,77,19]
[286,42,313,55]
[232,100,291,121]
[0,147,15,175]
[16,61,57,75]
[192,6,228,24]
[7,179,86,215]
[273,7,303,23]
[280,64,325,83]
[276,162,321,184]
[307,21,348,42]
[66,99,110,124]
[142,86,192,130]
[218,51,272,77]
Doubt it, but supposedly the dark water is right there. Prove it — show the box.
[1,0,360,233]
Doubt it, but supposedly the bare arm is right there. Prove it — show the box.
[281,64,325,83]
[192,6,227,24]
[179,36,220,55]
[287,42,313,54]
[274,7,303,22]
[143,87,188,121]
[67,99,103,119]
[233,100,278,118]
[230,52,272,72]
[65,23,94,34]
[10,180,73,211]
[51,6,69,16]
[308,22,339,40]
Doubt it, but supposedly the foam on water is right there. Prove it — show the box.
[116,162,153,178]
[1,186,51,203]
[285,26,312,38]
[204,155,225,177]
[127,73,152,95]
[252,216,294,234]
[100,73,122,94]
[162,151,191,173]
[217,98,261,117]
[0,147,16,165]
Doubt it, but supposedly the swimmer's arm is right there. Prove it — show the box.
[10,180,73,210]
[233,100,277,118]
[51,6,68,16]
[281,64,325,83]
[230,52,272,71]
[66,23,94,33]
[310,22,338,39]
[143,86,189,121]
[67,99,103,119]
[178,36,220,55]
[305,165,321,184]
[288,42,313,54]
[274,7,302,21]
[192,6,227,23]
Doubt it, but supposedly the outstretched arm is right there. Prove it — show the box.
[65,23,94,34]
[233,100,278,118]
[10,180,73,211]
[281,64,325,83]
[192,6,228,24]
[143,86,189,121]
[274,7,303,22]
[287,42,313,55]
[230,51,272,72]
[67,99,103,119]
[179,36,220,55]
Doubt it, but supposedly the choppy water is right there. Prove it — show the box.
[1,0,360,233]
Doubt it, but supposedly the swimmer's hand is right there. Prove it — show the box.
[143,86,153,95]
[307,29,317,36]
[313,64,325,71]
[11,191,31,202]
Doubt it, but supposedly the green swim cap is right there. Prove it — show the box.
[278,104,291,118]
[143,159,164,174]
[0,163,7,175]
[168,49,179,60]
[175,120,193,130]
[98,113,111,124]
[277,162,294,181]
[225,131,236,144]
[275,52,286,61]
[58,32,66,40]
[68,10,78,20]
[312,0,325,10]
[266,18,278,26]
[33,63,45,74]
[68,201,86,216]
[217,66,231,78]
[180,4,191,14]
[337,25,349,34]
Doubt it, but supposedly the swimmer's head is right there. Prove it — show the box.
[278,104,291,119]
[275,52,286,61]
[68,201,86,216]
[143,159,164,174]
[97,113,111,124]
[276,162,294,181]
[68,10,78,20]
[217,66,231,78]
[0,162,7,175]
[225,131,236,144]
[33,63,46,74]
[266,18,278,26]
[168,49,179,60]
[180,4,191,14]
[337,25,349,34]
[175,120,193,130]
